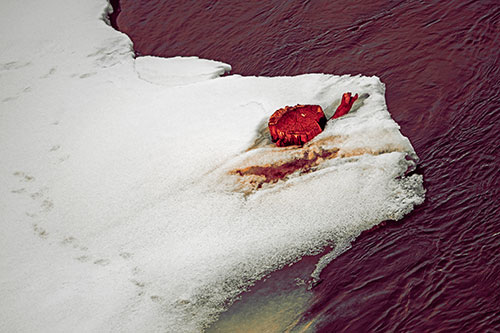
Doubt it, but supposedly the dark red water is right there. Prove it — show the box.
[112,0,500,331]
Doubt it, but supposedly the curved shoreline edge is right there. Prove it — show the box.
[108,0,121,30]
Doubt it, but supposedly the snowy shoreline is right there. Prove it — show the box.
[0,1,424,331]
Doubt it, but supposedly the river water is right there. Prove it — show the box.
[111,0,499,331]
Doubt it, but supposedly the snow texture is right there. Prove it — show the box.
[0,0,425,332]
[135,56,232,86]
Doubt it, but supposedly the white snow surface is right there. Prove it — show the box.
[0,0,425,332]
[135,56,232,86]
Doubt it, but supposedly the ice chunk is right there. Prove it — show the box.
[135,56,232,86]
[0,0,424,332]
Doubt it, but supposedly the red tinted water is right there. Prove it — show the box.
[112,0,500,331]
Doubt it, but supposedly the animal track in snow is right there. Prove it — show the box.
[13,171,35,182]
[94,259,111,266]
[0,61,31,71]
[40,67,57,79]
[49,145,60,152]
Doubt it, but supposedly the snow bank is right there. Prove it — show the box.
[135,56,231,86]
[0,0,424,332]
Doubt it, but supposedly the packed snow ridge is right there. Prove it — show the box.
[0,0,425,332]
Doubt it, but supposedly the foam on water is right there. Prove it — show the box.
[0,0,424,331]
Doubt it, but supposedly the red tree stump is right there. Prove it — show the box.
[268,92,358,147]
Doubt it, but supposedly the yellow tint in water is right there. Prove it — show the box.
[207,253,324,332]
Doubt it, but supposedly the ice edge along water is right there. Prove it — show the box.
[0,0,425,332]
